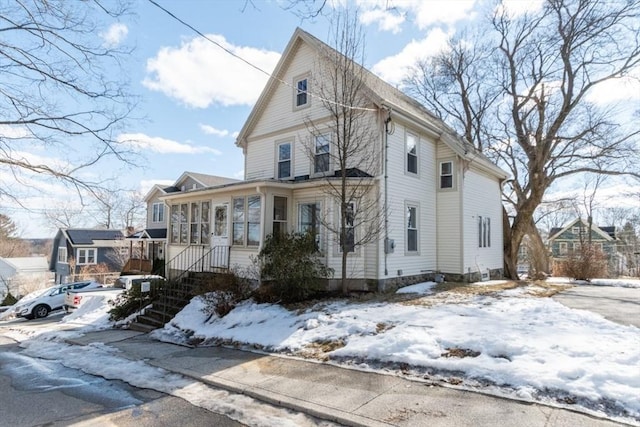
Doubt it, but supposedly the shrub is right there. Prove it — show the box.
[255,232,333,303]
[555,244,608,281]
[197,268,256,318]
[1,292,17,306]
[108,278,166,321]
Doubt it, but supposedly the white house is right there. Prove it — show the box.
[159,28,507,290]
[0,256,52,299]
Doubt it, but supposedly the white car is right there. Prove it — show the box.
[14,281,101,319]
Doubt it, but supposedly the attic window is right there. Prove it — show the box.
[294,74,310,109]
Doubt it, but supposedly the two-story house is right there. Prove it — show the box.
[49,228,126,284]
[156,28,508,291]
[548,217,622,276]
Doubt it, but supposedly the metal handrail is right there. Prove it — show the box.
[157,245,230,323]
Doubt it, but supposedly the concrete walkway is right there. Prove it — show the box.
[66,330,630,427]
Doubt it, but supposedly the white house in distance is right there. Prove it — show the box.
[158,28,507,290]
[0,256,52,299]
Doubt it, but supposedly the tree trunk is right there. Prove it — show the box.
[526,218,550,279]
[503,207,517,279]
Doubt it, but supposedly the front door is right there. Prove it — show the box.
[211,204,229,268]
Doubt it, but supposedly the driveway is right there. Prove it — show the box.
[553,285,640,328]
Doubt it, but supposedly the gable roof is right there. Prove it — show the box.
[62,229,124,245]
[236,27,507,180]
[548,218,616,242]
[174,171,239,190]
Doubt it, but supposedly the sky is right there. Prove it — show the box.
[2,277,640,424]
[2,0,639,238]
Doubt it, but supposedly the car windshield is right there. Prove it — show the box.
[18,286,58,302]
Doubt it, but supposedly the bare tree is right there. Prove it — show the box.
[0,213,30,257]
[303,11,383,294]
[43,202,90,230]
[0,1,138,204]
[405,0,640,279]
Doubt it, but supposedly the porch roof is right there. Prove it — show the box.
[126,228,167,241]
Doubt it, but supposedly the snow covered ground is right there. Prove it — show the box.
[1,278,639,425]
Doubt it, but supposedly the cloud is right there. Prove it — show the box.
[360,8,406,34]
[142,35,281,108]
[0,124,34,139]
[586,72,640,105]
[372,28,452,85]
[199,124,230,137]
[117,133,222,155]
[497,0,544,17]
[101,23,128,47]
[356,0,477,32]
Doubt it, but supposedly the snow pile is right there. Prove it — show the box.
[156,293,640,421]
[395,281,437,294]
[61,294,114,329]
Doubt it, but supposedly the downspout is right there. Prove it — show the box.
[383,107,393,277]
[257,185,266,251]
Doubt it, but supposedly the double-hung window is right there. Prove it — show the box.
[77,248,96,265]
[299,202,322,251]
[295,76,308,107]
[189,201,210,245]
[407,205,418,252]
[273,196,288,236]
[277,142,291,179]
[232,196,261,247]
[440,161,453,189]
[152,203,164,223]
[314,134,330,174]
[58,247,67,263]
[406,132,418,174]
[340,202,355,253]
[170,204,189,244]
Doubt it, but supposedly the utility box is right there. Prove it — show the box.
[385,238,395,254]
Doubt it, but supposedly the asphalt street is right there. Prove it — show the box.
[552,285,640,328]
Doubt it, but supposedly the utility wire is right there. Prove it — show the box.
[146,0,377,112]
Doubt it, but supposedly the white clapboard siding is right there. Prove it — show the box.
[462,167,504,272]
[378,122,437,279]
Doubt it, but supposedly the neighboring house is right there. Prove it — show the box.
[158,28,508,290]
[0,256,52,299]
[548,218,623,275]
[126,172,239,273]
[49,229,126,284]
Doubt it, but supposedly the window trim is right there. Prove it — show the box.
[293,73,311,110]
[276,141,292,180]
[76,248,97,265]
[559,241,568,255]
[298,201,323,252]
[478,215,491,248]
[313,133,331,176]
[405,131,419,176]
[339,202,356,254]
[406,202,419,254]
[272,195,288,236]
[232,195,262,248]
[152,202,165,223]
[439,160,455,190]
[57,247,68,264]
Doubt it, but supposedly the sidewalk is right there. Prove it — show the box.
[67,329,628,427]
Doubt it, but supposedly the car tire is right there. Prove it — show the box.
[33,305,50,319]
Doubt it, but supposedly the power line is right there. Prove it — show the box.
[146,0,377,112]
